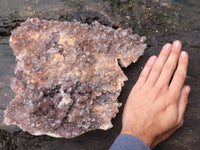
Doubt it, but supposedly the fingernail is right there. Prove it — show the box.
[185,86,191,94]
[174,41,180,48]
[181,51,187,58]
[150,56,156,62]
[164,44,171,50]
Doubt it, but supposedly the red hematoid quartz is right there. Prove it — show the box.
[4,18,146,138]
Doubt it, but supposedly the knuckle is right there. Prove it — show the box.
[165,63,175,71]
[172,48,180,55]
[177,70,186,79]
[152,65,161,73]
[161,99,170,110]
[168,91,179,101]
[140,71,147,79]
[153,84,162,93]
[178,120,184,127]
[160,51,168,57]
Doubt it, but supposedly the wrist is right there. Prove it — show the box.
[120,129,154,149]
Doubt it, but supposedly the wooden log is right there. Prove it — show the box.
[0,0,199,149]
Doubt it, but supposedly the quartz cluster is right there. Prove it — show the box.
[4,18,146,138]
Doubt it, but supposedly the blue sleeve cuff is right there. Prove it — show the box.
[109,134,151,150]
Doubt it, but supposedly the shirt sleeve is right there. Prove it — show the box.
[109,134,151,150]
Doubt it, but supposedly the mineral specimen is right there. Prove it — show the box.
[4,18,146,138]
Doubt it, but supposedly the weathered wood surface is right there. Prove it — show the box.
[0,0,199,150]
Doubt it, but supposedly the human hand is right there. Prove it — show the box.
[121,40,190,149]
